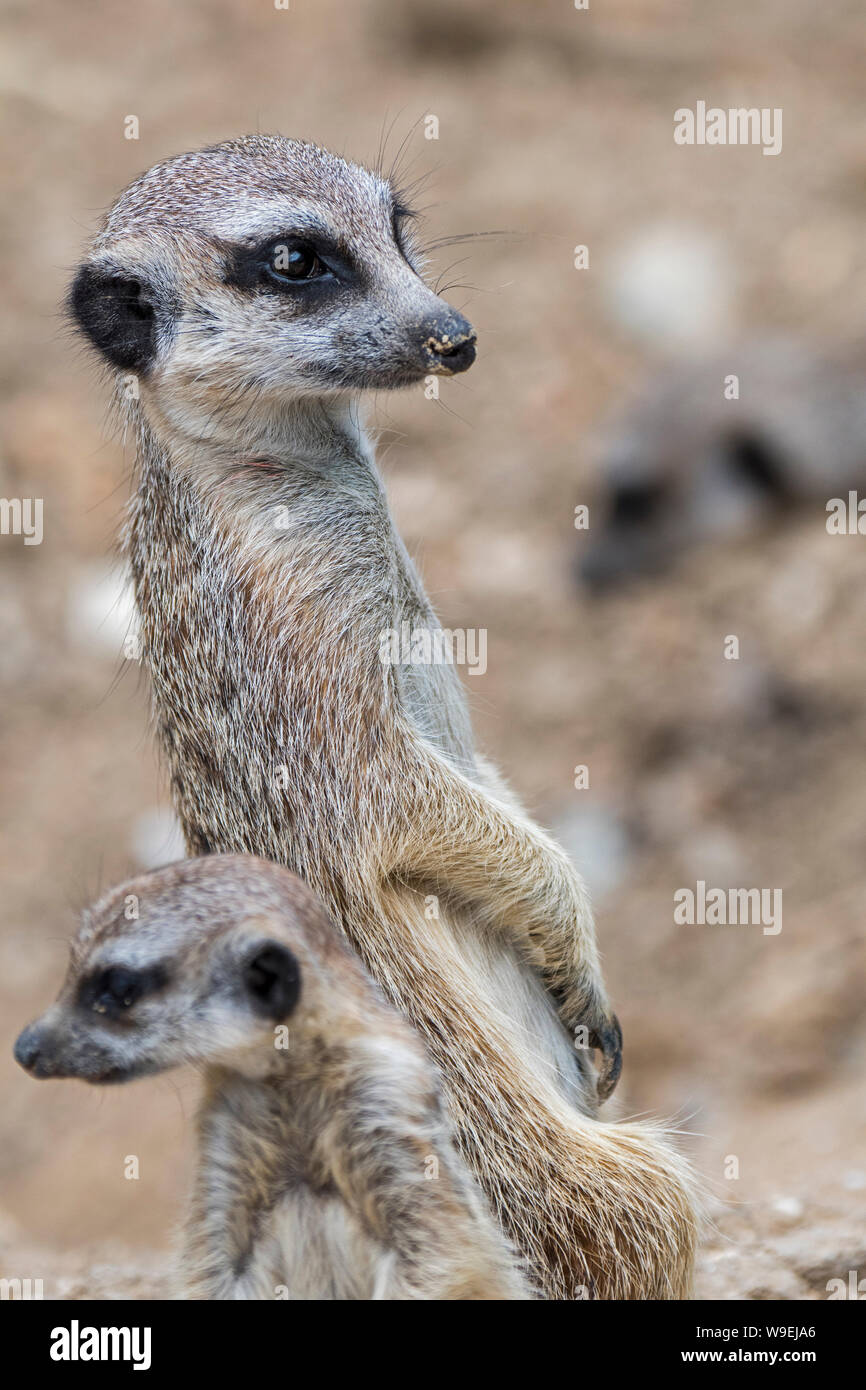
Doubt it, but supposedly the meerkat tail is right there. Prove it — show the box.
[362,889,700,1300]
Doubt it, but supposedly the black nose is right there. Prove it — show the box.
[421,313,476,374]
[14,1024,45,1075]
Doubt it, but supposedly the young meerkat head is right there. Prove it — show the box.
[14,855,366,1086]
[68,135,476,446]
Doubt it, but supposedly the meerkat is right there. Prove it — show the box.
[14,855,531,1300]
[68,135,700,1298]
[578,338,866,590]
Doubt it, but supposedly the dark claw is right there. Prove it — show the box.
[590,1012,623,1102]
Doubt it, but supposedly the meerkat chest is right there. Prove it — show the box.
[236,1188,394,1300]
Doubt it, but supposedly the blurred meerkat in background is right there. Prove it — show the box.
[578,338,866,592]
[14,856,531,1301]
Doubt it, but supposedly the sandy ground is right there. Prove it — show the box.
[1,0,864,1299]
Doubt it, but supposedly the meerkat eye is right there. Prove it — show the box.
[95,968,142,1012]
[79,965,165,1015]
[609,479,666,525]
[266,242,327,284]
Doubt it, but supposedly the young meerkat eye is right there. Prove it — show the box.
[609,479,667,525]
[79,965,165,1016]
[266,241,328,285]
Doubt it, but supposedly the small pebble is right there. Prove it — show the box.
[770,1195,804,1221]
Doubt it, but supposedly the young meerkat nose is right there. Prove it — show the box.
[419,310,476,375]
[14,1023,50,1076]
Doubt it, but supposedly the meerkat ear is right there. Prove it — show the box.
[243,941,302,1021]
[68,264,158,373]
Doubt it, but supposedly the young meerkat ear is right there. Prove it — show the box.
[68,264,158,372]
[243,941,302,1021]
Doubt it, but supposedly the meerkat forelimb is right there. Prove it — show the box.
[390,732,621,1080]
[14,855,531,1301]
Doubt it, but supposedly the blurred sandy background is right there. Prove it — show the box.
[1,0,865,1298]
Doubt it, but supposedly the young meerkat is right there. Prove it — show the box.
[14,855,531,1300]
[68,136,700,1298]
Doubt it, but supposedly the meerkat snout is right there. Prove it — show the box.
[13,1022,55,1078]
[421,312,476,374]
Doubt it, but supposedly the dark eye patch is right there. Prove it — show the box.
[224,233,354,295]
[78,964,167,1018]
[609,479,667,525]
[722,430,791,500]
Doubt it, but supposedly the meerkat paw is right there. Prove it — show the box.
[558,979,623,1103]
[588,1009,623,1102]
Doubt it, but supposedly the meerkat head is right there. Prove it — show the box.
[14,855,363,1086]
[67,136,476,449]
[578,387,795,593]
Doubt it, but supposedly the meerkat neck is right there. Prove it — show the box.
[132,389,382,493]
[124,388,475,866]
[193,1032,420,1253]
[127,392,410,608]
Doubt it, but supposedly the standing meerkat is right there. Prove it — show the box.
[68,136,700,1298]
[14,855,531,1300]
